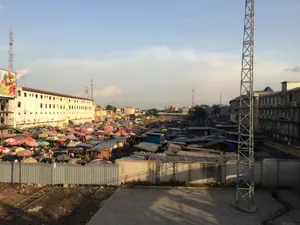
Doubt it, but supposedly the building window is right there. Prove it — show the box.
[41,95,43,99]
[45,104,47,108]
[18,90,21,96]
[49,96,51,100]
[18,102,21,108]
[29,93,31,97]
[53,104,55,109]
[53,97,55,100]
[24,92,27,97]
[40,103,43,108]
[36,94,38,98]
[49,104,51,109]
[60,98,62,101]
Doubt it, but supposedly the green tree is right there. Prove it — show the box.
[146,108,158,116]
[188,105,208,124]
[106,105,116,112]
[212,105,221,117]
[200,104,210,110]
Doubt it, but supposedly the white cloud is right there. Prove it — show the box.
[16,68,31,80]
[283,66,300,73]
[17,46,299,109]
[94,85,122,98]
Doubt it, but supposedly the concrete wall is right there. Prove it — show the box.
[10,86,95,128]
[117,159,300,188]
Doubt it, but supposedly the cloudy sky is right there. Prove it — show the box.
[0,0,299,109]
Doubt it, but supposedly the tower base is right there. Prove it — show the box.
[231,201,257,213]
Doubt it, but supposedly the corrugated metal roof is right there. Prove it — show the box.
[87,141,117,151]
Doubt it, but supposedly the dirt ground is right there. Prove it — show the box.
[0,184,116,225]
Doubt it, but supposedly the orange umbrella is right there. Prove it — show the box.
[25,136,35,142]
[17,150,34,157]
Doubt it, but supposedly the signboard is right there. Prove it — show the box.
[0,69,16,98]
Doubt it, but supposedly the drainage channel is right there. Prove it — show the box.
[261,192,294,225]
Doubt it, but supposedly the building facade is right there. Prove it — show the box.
[9,86,95,128]
[94,106,107,122]
[165,105,179,113]
[259,81,300,144]
[229,87,273,132]
[123,107,135,115]
[181,107,190,115]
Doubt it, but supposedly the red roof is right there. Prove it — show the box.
[21,87,92,101]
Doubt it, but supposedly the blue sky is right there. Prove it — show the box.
[0,0,299,108]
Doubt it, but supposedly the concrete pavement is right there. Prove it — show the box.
[87,187,284,225]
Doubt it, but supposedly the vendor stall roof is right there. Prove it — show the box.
[87,141,117,152]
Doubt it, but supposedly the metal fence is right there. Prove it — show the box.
[0,162,119,185]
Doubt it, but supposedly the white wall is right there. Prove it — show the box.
[117,159,300,188]
[11,87,95,128]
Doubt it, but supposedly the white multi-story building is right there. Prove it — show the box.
[8,86,95,128]
[229,87,273,132]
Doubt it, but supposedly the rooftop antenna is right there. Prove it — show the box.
[234,0,256,212]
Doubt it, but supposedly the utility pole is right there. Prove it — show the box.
[234,0,256,212]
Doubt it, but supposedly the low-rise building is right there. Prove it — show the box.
[94,106,107,121]
[229,87,273,132]
[123,107,135,115]
[259,81,300,144]
[9,86,95,128]
[181,107,190,115]
[165,105,179,113]
[115,108,122,114]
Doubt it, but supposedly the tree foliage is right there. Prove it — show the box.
[212,105,221,116]
[200,104,210,110]
[106,105,116,112]
[146,108,158,116]
[188,105,208,124]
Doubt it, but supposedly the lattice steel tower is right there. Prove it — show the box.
[8,29,14,72]
[234,0,256,212]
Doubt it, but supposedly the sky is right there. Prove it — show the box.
[0,0,299,109]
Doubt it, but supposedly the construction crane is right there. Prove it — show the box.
[234,0,256,212]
